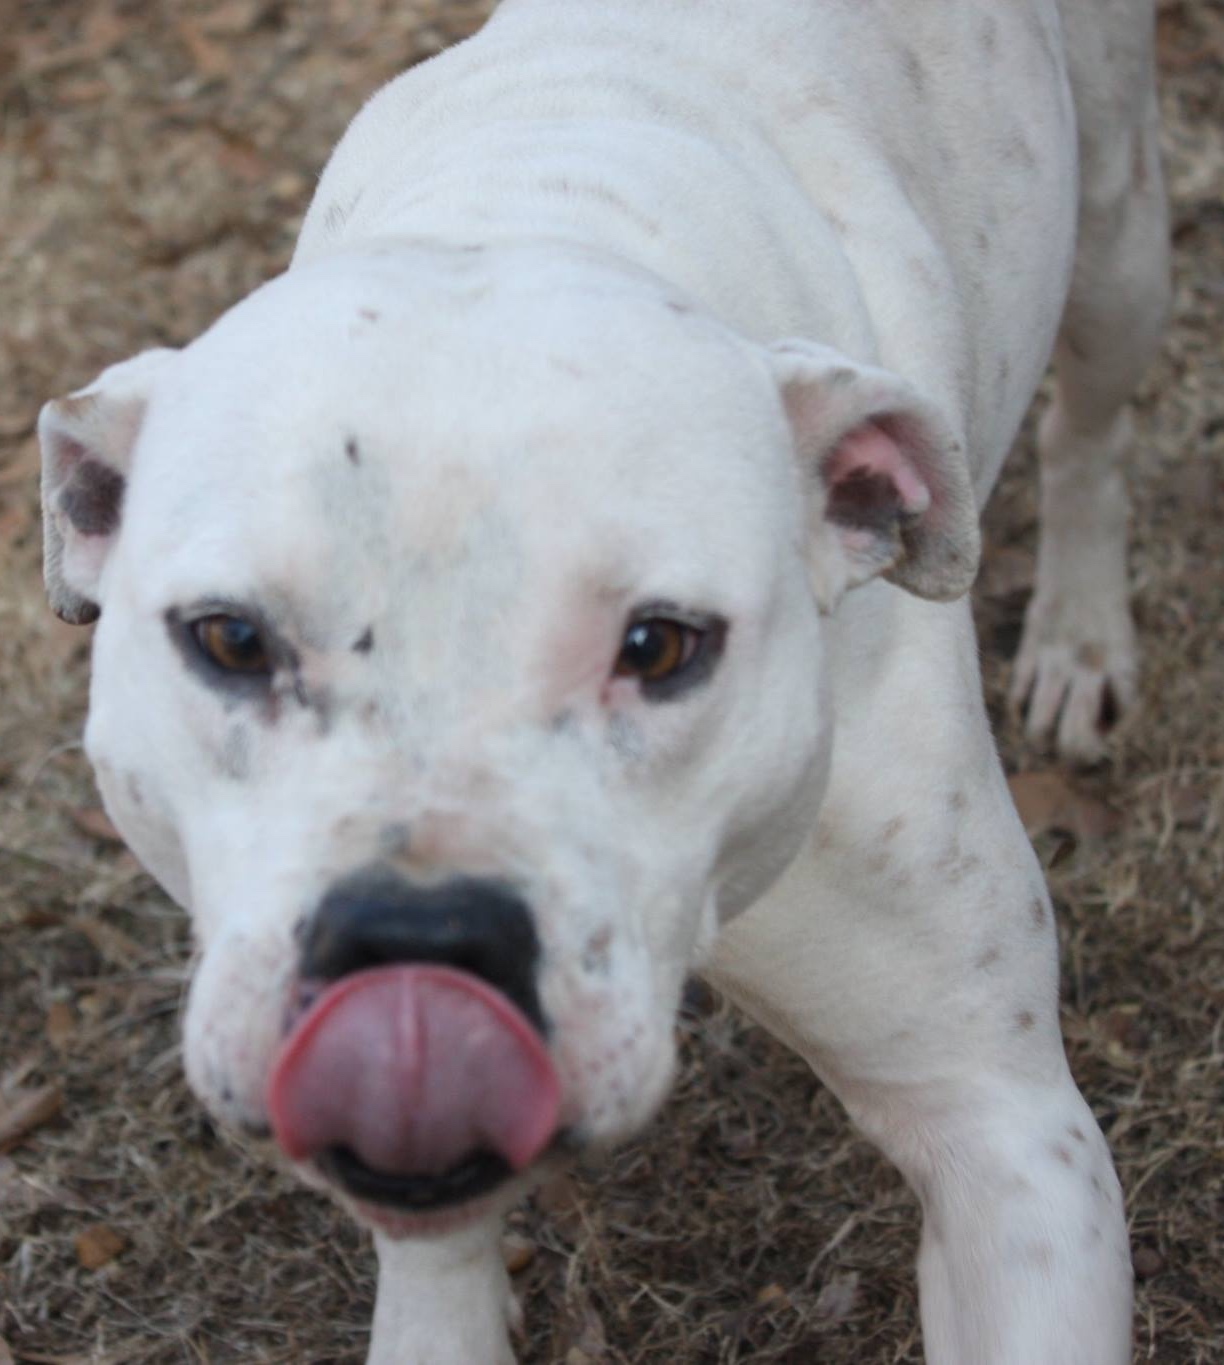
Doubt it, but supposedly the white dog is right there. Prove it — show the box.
[39,1,1168,1360]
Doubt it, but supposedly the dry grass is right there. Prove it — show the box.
[1,1,1222,1361]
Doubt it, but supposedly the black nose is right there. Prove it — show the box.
[300,864,545,1031]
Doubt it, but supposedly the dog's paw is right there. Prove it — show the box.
[1009,591,1137,764]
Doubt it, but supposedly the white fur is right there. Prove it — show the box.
[39,1,1169,1361]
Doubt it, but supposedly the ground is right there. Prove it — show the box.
[1,1,1221,1362]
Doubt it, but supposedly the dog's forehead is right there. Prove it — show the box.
[126,247,795,607]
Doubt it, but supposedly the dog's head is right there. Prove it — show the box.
[39,243,976,1228]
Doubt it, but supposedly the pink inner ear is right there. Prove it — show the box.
[824,421,931,516]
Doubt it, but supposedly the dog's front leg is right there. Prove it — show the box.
[706,594,1132,1362]
[369,1218,516,1365]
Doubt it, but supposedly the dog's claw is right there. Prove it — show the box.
[1010,599,1137,765]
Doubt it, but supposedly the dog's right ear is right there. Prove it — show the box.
[38,348,178,624]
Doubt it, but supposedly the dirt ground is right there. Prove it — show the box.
[1,1,1221,1361]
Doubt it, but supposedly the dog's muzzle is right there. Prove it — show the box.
[267,865,561,1210]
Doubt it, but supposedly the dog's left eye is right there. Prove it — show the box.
[616,620,698,681]
[192,615,270,674]
[614,614,725,698]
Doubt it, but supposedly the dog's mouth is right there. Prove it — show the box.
[266,964,562,1209]
[320,1144,515,1211]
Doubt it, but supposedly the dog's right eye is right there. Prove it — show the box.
[192,615,270,675]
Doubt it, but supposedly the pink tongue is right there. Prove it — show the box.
[267,965,560,1177]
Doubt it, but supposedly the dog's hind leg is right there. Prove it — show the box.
[704,591,1132,1364]
[1010,0,1171,762]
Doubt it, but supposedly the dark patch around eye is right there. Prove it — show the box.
[352,626,375,654]
[635,615,728,704]
[165,602,296,711]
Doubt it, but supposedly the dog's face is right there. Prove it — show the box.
[39,243,975,1227]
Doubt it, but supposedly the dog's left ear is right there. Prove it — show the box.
[768,339,980,607]
[38,348,178,625]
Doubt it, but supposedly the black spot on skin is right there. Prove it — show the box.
[1003,134,1037,170]
[941,843,982,885]
[379,822,411,859]
[1069,1126,1088,1144]
[582,925,614,977]
[664,299,692,315]
[550,709,577,734]
[950,790,968,812]
[901,47,926,94]
[352,626,374,654]
[1051,1142,1074,1166]
[290,672,310,710]
[1030,898,1047,928]
[345,437,360,465]
[980,16,998,56]
[976,945,1002,970]
[1132,136,1150,192]
[126,774,144,807]
[881,815,905,841]
[358,307,380,323]
[1016,1009,1036,1032]
[219,725,251,781]
[59,459,124,536]
[973,228,990,254]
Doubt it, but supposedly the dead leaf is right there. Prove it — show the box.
[500,1233,536,1274]
[69,806,123,843]
[568,1306,609,1360]
[0,1083,63,1150]
[46,1000,75,1049]
[814,1270,860,1322]
[1008,771,1121,841]
[178,17,229,79]
[15,5,127,77]
[56,77,111,104]
[71,916,144,969]
[535,1171,584,1234]
[75,1222,126,1270]
[1132,1245,1166,1278]
[199,0,266,36]
[214,132,274,185]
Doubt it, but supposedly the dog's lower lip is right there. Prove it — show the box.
[320,1146,514,1210]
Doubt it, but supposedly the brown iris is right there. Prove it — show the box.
[614,619,700,684]
[192,615,269,674]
